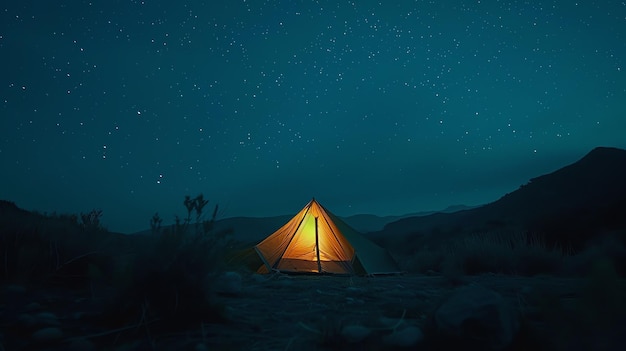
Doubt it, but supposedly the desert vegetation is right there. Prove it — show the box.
[399,229,626,279]
[401,231,571,277]
[0,195,235,349]
[94,194,234,331]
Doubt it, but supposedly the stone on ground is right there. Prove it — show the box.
[434,283,520,351]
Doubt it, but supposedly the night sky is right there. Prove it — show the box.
[1,1,625,233]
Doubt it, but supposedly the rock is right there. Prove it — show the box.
[434,283,520,351]
[213,271,242,295]
[35,312,60,326]
[382,326,424,347]
[25,302,42,311]
[31,327,63,342]
[19,312,60,328]
[379,316,407,329]
[68,338,96,351]
[340,324,371,343]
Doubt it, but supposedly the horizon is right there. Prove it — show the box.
[3,193,484,234]
[2,2,625,233]
[4,145,617,234]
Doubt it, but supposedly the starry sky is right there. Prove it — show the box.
[1,1,625,233]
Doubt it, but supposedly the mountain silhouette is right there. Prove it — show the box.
[130,205,476,244]
[374,146,626,253]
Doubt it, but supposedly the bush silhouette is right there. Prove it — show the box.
[99,194,232,330]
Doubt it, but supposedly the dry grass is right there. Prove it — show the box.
[404,231,571,276]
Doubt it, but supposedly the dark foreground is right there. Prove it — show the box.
[2,272,625,351]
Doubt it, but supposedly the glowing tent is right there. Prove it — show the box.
[254,198,399,275]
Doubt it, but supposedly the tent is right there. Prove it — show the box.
[254,198,400,275]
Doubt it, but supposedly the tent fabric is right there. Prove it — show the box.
[254,198,399,275]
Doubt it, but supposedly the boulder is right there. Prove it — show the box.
[382,325,424,347]
[340,324,371,343]
[31,327,63,342]
[434,283,519,351]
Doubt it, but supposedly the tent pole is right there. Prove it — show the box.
[315,216,322,273]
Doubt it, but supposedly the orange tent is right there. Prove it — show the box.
[254,198,399,275]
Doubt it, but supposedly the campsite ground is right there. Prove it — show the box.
[3,271,624,351]
[206,273,583,351]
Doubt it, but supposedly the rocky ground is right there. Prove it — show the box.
[3,272,625,351]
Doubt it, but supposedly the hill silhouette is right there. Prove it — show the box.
[373,146,626,253]
[131,205,477,243]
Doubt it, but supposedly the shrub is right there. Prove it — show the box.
[150,212,163,235]
[80,209,105,231]
[98,194,232,330]
[448,231,567,276]
[517,258,626,350]
[404,231,570,276]
[577,258,626,327]
[0,208,110,286]
[400,246,446,273]
[561,231,626,277]
[450,232,516,274]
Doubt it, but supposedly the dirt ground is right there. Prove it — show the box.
[203,273,585,350]
[0,273,608,351]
